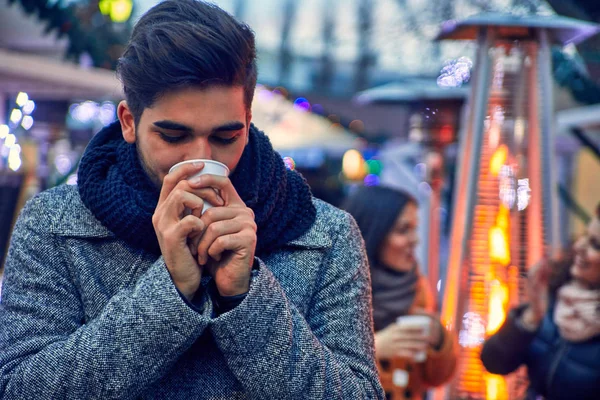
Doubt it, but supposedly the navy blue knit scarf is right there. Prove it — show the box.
[77,121,316,257]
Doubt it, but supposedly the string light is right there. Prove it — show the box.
[98,0,133,23]
[15,92,29,107]
[23,100,36,115]
[10,109,23,124]
[21,116,34,130]
[1,92,33,172]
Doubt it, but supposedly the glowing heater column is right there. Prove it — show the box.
[431,14,599,400]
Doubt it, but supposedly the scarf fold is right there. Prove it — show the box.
[370,264,419,332]
[554,281,600,342]
[77,121,316,257]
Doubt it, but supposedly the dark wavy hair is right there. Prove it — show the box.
[116,0,258,125]
[343,185,417,269]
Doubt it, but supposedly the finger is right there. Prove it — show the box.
[196,220,245,265]
[187,187,225,212]
[394,331,430,342]
[396,350,418,360]
[201,206,255,227]
[160,161,205,204]
[162,215,205,248]
[386,323,424,336]
[161,188,207,220]
[207,231,255,262]
[395,340,428,351]
[396,325,429,336]
[188,174,244,207]
[171,180,224,211]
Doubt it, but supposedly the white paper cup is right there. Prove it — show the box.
[169,159,230,214]
[396,315,431,362]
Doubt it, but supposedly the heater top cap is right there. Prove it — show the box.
[435,13,600,45]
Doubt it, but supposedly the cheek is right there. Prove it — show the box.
[587,248,600,265]
[386,237,409,254]
[140,140,181,177]
[215,141,247,172]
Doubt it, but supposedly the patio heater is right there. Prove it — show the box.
[432,14,599,400]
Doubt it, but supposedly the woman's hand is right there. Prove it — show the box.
[374,323,429,361]
[522,259,551,329]
[411,309,445,349]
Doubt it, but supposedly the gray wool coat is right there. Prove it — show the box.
[0,184,384,399]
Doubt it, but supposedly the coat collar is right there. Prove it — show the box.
[50,185,331,250]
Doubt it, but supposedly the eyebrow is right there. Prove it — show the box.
[152,120,245,134]
[212,121,245,134]
[153,120,193,132]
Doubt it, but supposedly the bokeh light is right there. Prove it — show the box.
[458,312,486,348]
[283,156,296,170]
[364,174,380,186]
[15,92,29,107]
[349,119,365,133]
[10,109,23,124]
[21,116,34,130]
[293,97,311,112]
[437,57,473,88]
[342,149,367,181]
[23,100,36,115]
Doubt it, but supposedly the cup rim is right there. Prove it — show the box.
[396,315,431,324]
[169,159,230,175]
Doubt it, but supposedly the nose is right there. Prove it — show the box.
[570,263,582,281]
[188,137,212,160]
[409,230,419,247]
[573,235,587,254]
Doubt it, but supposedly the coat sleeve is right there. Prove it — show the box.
[480,304,538,375]
[209,211,385,399]
[0,196,211,399]
[416,277,458,388]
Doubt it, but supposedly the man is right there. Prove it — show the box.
[0,1,384,399]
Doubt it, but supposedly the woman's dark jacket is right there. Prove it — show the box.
[481,302,600,400]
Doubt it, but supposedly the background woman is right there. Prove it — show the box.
[344,185,457,400]
[481,203,600,400]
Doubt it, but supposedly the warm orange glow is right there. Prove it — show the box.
[490,145,508,176]
[496,205,510,230]
[489,227,510,265]
[485,373,508,400]
[486,280,509,334]
[489,206,511,265]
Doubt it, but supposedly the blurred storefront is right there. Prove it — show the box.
[0,48,123,269]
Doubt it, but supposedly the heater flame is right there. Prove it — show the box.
[486,279,509,335]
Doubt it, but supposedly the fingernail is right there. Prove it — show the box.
[193,161,204,167]
[190,176,202,185]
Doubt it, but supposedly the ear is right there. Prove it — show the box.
[118,101,136,144]
[245,111,252,145]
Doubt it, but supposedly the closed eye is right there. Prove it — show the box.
[158,132,187,144]
[211,135,240,145]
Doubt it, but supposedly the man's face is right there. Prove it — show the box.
[118,86,251,188]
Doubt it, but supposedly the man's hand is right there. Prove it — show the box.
[152,162,224,300]
[190,173,257,297]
